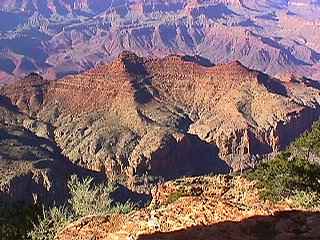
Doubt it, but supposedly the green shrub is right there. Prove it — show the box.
[28,206,72,240]
[246,119,320,209]
[29,174,136,240]
[68,174,136,216]
[291,120,320,162]
[111,201,137,215]
[67,174,116,217]
[246,152,320,203]
[166,189,189,205]
[288,190,320,210]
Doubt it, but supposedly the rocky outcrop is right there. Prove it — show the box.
[0,96,104,206]
[0,53,320,204]
[55,176,320,240]
[0,113,69,205]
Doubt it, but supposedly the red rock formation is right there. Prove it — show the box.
[1,52,319,178]
[1,0,320,83]
[55,176,320,240]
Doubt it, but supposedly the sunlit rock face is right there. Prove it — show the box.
[0,0,320,84]
[1,52,320,205]
[55,176,320,240]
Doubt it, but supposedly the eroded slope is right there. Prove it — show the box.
[0,52,319,203]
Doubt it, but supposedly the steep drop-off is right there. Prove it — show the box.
[0,52,319,204]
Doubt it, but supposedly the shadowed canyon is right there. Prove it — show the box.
[0,0,319,83]
[1,51,319,205]
[1,1,320,239]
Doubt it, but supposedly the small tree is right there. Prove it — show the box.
[246,119,320,209]
[291,120,320,161]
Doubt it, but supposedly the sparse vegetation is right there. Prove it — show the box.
[29,174,136,240]
[246,119,320,209]
[166,190,189,205]
[291,120,320,162]
[28,206,72,240]
[67,174,116,217]
[0,174,136,240]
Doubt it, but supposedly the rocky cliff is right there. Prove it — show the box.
[0,52,319,205]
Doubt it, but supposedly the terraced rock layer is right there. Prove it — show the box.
[0,0,320,83]
[0,52,319,204]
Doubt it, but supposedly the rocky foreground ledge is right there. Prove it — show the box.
[55,176,320,240]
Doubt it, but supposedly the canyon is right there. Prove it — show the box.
[1,1,320,238]
[0,51,319,205]
[0,0,319,84]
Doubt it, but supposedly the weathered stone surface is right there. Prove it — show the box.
[0,52,320,204]
[55,176,320,240]
[1,0,320,84]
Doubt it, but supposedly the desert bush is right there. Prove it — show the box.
[111,201,137,215]
[67,174,116,217]
[68,174,135,216]
[286,190,320,210]
[28,206,72,240]
[29,174,136,240]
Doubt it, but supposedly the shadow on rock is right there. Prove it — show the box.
[148,134,231,179]
[258,72,288,97]
[302,77,320,90]
[182,55,215,67]
[112,185,152,208]
[138,210,320,240]
[0,95,21,114]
